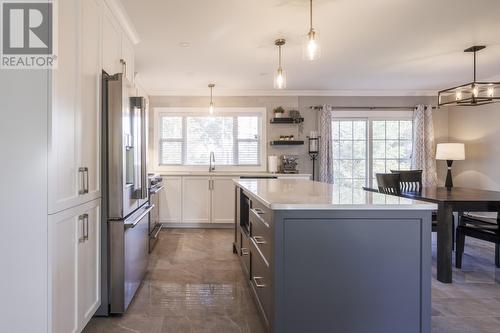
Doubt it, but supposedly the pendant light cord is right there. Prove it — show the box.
[473,50,476,82]
[278,45,282,69]
[309,0,313,32]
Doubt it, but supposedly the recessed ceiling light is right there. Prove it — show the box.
[179,42,190,48]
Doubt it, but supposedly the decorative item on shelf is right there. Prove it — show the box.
[280,155,299,174]
[436,143,465,190]
[273,106,285,118]
[274,39,286,89]
[268,155,278,173]
[438,46,500,107]
[307,131,320,180]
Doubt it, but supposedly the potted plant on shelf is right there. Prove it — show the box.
[273,106,285,118]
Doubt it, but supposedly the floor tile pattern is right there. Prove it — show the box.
[84,229,500,333]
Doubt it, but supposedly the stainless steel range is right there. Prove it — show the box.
[148,174,163,252]
[98,72,152,315]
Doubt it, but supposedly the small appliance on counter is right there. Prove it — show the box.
[148,174,163,252]
[280,155,299,174]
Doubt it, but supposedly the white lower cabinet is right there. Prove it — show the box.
[159,176,237,225]
[182,177,211,223]
[160,176,182,223]
[211,177,236,224]
[49,199,101,333]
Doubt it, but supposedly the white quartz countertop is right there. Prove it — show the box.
[234,179,438,210]
[159,171,311,177]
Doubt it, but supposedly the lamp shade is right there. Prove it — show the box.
[436,143,465,161]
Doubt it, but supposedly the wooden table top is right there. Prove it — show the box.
[366,186,500,204]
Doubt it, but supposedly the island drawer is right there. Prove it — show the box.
[250,241,272,326]
[249,198,273,226]
[240,231,250,274]
[250,208,272,264]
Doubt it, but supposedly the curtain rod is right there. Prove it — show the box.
[310,106,438,110]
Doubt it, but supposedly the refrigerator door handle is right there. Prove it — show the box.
[139,99,148,199]
[124,205,154,229]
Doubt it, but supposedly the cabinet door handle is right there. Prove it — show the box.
[84,214,89,241]
[120,58,127,75]
[252,208,264,215]
[253,276,266,288]
[78,214,86,243]
[84,167,89,194]
[241,247,249,256]
[78,167,86,195]
[253,236,266,245]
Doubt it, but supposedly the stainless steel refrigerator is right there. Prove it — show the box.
[97,72,152,315]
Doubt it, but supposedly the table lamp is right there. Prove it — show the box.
[436,143,465,189]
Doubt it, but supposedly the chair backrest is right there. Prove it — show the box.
[376,173,401,195]
[390,170,423,193]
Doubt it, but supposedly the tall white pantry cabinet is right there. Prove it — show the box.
[0,0,136,332]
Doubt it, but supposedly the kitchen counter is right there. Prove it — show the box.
[233,178,433,333]
[158,171,312,178]
[234,178,437,210]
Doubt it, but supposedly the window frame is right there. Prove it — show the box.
[153,107,267,172]
[332,110,413,187]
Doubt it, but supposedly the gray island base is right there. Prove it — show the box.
[233,179,437,333]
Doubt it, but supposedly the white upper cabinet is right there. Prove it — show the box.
[102,4,122,75]
[211,177,236,224]
[49,0,80,214]
[80,0,102,202]
[121,35,135,83]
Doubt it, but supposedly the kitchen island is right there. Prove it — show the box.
[233,179,437,333]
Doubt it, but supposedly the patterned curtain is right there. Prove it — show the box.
[411,104,438,187]
[318,105,333,183]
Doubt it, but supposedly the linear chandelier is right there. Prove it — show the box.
[438,46,500,107]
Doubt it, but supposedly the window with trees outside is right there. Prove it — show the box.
[155,108,265,168]
[332,115,413,203]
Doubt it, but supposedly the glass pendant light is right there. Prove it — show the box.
[303,0,320,61]
[274,39,286,89]
[208,83,215,114]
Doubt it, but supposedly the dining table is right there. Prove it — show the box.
[364,186,500,283]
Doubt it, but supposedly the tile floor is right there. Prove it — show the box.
[84,229,500,333]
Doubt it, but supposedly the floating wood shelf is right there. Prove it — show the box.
[270,117,304,124]
[270,140,304,146]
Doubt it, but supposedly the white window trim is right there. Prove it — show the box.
[153,107,267,172]
[332,110,413,187]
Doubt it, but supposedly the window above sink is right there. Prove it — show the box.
[153,107,267,172]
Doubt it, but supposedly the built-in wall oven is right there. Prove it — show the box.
[148,174,163,252]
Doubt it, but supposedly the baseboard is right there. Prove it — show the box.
[161,222,234,229]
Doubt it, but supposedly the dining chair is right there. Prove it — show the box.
[390,169,423,193]
[455,213,500,268]
[376,173,401,195]
[389,170,452,241]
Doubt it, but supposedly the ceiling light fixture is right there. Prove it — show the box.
[208,83,215,114]
[438,45,500,107]
[274,39,286,89]
[303,0,320,61]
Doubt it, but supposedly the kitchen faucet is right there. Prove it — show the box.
[209,152,215,172]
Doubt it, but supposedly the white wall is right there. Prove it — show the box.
[0,70,48,332]
[150,95,448,182]
[447,103,500,191]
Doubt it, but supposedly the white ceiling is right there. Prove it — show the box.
[120,0,500,95]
